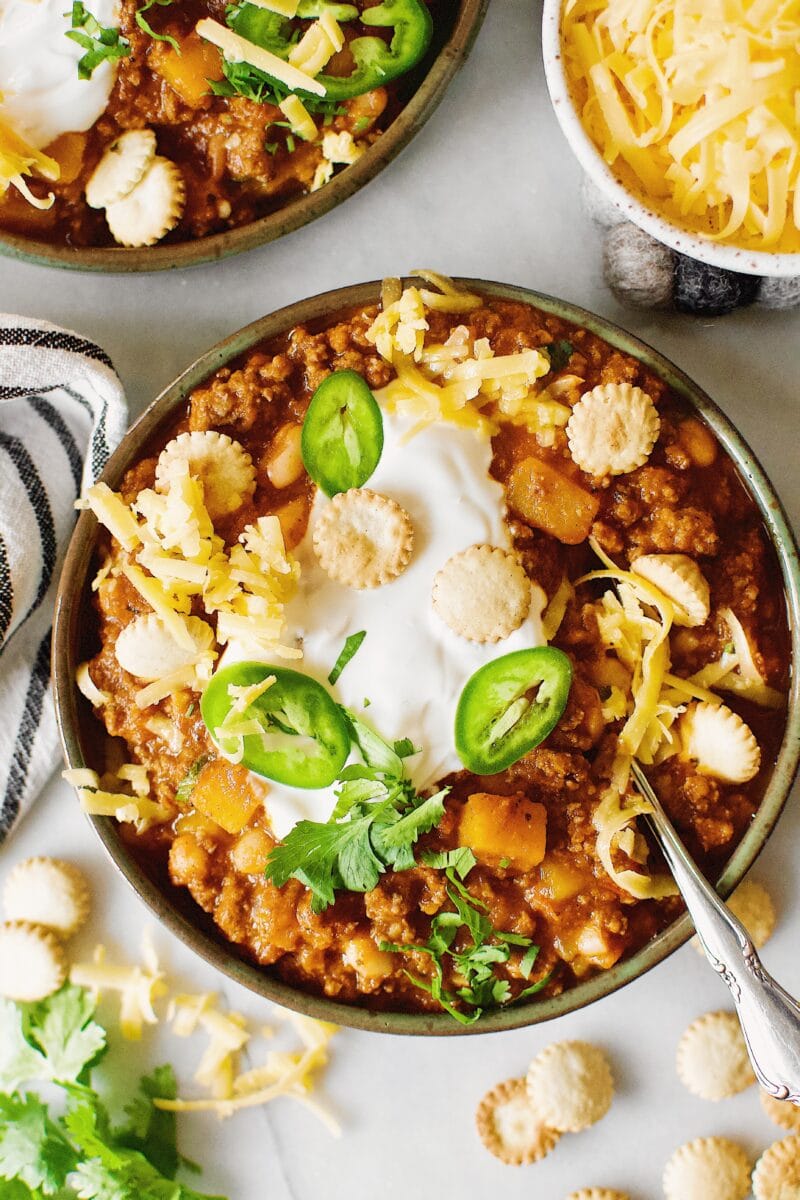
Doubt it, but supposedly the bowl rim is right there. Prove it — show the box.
[540,0,800,279]
[53,276,800,1036]
[0,0,488,275]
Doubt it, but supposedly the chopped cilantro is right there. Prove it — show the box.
[498,856,511,869]
[0,986,223,1199]
[352,116,371,134]
[544,339,573,373]
[285,133,296,153]
[174,756,210,806]
[264,709,447,912]
[66,1,131,80]
[265,141,279,156]
[381,863,550,1024]
[135,0,179,51]
[185,701,196,718]
[724,641,735,654]
[328,631,367,686]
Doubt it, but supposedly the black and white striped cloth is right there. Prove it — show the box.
[0,316,127,843]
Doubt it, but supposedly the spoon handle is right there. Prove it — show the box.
[630,761,800,1102]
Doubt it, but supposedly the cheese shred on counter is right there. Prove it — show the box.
[561,0,800,252]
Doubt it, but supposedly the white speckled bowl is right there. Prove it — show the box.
[541,0,800,278]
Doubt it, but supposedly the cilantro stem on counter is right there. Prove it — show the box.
[381,850,551,1024]
[264,710,446,912]
[66,2,131,79]
[0,984,224,1199]
[328,631,367,686]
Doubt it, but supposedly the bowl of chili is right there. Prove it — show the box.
[0,0,487,272]
[53,276,800,1034]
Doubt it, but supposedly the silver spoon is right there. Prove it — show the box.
[630,760,800,1103]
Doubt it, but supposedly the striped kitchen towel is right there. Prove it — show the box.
[0,316,127,843]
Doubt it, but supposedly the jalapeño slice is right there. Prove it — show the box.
[301,369,384,497]
[201,662,350,789]
[455,647,573,775]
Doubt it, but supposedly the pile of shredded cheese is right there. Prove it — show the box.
[68,929,340,1128]
[562,0,800,252]
[366,275,564,439]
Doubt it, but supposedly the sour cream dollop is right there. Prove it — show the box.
[258,410,547,839]
[0,0,120,148]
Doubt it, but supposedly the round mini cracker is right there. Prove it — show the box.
[155,430,255,521]
[565,1191,631,1200]
[566,382,660,477]
[761,1090,800,1134]
[693,878,776,955]
[106,155,185,248]
[312,488,414,590]
[3,857,90,938]
[432,544,531,643]
[85,128,157,209]
[526,1040,614,1133]
[0,921,67,1001]
[663,1136,751,1200]
[676,1010,755,1100]
[753,1135,800,1200]
[475,1077,561,1166]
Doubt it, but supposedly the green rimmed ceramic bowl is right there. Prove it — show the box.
[0,2,487,274]
[53,277,800,1034]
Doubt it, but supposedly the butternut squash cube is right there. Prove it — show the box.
[190,759,263,834]
[45,132,87,184]
[152,34,224,107]
[538,855,586,901]
[507,456,599,545]
[459,792,547,871]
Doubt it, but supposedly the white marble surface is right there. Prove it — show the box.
[1,2,799,1197]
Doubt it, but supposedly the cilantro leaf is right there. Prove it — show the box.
[265,711,448,911]
[174,757,210,807]
[327,630,366,686]
[135,0,179,51]
[0,1000,47,1092]
[0,1093,75,1195]
[115,1065,182,1179]
[381,868,550,1024]
[66,1,131,80]
[21,985,107,1084]
[544,339,573,373]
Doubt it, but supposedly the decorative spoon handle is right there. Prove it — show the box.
[630,760,800,1103]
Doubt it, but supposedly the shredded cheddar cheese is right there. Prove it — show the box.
[562,0,800,251]
[288,17,342,77]
[195,18,326,96]
[0,116,59,209]
[71,931,167,1040]
[279,94,318,142]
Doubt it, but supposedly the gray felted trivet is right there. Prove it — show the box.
[582,179,800,314]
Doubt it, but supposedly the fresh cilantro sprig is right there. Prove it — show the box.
[381,850,551,1024]
[66,1,131,80]
[0,985,224,1200]
[264,709,447,912]
[328,631,366,685]
[135,0,179,51]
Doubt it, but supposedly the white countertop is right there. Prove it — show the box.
[1,3,799,1197]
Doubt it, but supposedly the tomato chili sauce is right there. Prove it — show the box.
[80,294,790,1020]
[0,0,444,247]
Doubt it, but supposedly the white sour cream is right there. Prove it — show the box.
[0,0,120,148]
[258,410,547,839]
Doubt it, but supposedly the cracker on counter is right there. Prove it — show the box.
[565,1191,632,1200]
[752,1134,800,1200]
[155,430,256,520]
[3,857,90,939]
[676,1010,755,1100]
[313,488,414,589]
[760,1089,800,1134]
[631,553,710,628]
[566,382,660,477]
[694,879,777,955]
[475,1077,561,1166]
[526,1040,614,1133]
[0,920,67,1001]
[432,544,531,643]
[663,1136,751,1200]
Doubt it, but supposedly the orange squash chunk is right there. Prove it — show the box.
[45,132,87,184]
[506,456,599,545]
[153,34,224,107]
[459,792,547,871]
[190,758,263,835]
